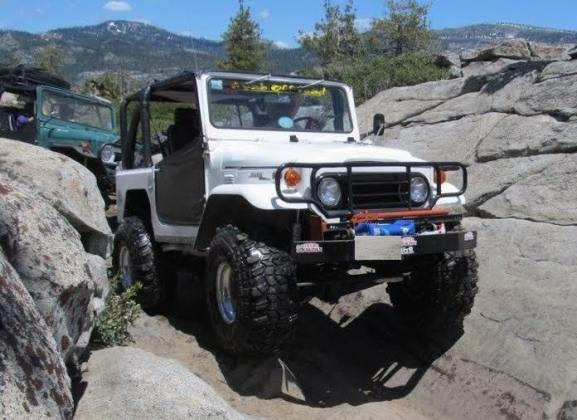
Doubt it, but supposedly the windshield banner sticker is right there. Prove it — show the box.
[229,81,327,97]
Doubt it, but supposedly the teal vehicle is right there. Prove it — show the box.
[0,65,119,202]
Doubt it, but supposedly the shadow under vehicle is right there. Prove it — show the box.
[166,297,463,408]
[0,65,119,203]
[114,71,479,356]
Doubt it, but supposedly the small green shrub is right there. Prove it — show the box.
[92,276,142,347]
[335,53,449,104]
[300,52,449,105]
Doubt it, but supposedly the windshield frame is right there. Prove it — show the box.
[205,75,354,135]
[39,88,115,132]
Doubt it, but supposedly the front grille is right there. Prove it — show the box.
[276,161,467,217]
[339,173,411,210]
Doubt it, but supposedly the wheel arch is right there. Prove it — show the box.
[120,189,152,229]
[195,194,297,251]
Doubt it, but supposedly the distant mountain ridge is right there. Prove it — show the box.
[435,23,577,51]
[0,20,576,85]
[0,20,315,84]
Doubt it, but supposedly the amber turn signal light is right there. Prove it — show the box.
[434,169,447,184]
[284,167,302,187]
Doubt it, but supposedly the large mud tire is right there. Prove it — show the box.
[113,216,166,311]
[205,225,299,355]
[387,249,479,333]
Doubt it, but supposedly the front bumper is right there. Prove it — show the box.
[292,230,477,263]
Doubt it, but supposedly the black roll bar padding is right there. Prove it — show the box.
[140,86,153,168]
[119,98,128,152]
[124,107,141,170]
[274,161,469,218]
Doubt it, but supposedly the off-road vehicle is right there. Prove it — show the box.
[0,65,119,201]
[114,71,478,355]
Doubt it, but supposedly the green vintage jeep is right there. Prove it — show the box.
[0,65,119,202]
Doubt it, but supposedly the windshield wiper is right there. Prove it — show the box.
[246,74,272,85]
[298,79,325,89]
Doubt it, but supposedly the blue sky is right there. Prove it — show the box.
[1,0,577,48]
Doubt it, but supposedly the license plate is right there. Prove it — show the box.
[354,236,402,261]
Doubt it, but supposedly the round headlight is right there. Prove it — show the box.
[410,176,429,204]
[317,177,342,208]
[100,145,115,163]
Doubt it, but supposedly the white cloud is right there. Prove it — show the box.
[35,8,45,15]
[259,9,270,19]
[273,40,290,49]
[355,18,372,32]
[180,31,194,37]
[104,1,132,12]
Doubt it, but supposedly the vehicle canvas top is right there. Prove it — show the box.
[0,65,70,94]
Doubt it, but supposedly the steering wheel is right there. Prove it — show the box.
[293,116,322,131]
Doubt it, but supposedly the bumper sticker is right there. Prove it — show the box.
[464,231,475,241]
[401,246,415,255]
[401,236,418,247]
[296,242,323,254]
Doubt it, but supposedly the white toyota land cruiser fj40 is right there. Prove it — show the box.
[114,71,478,355]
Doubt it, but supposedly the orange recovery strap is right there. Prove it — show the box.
[351,209,450,225]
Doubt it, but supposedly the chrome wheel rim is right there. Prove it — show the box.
[216,262,236,324]
[118,245,133,290]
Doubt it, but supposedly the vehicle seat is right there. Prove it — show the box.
[0,110,15,132]
[166,108,200,154]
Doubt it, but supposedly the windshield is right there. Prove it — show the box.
[41,91,114,131]
[207,77,353,133]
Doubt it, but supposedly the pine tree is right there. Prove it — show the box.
[297,0,444,104]
[299,0,364,67]
[371,0,432,56]
[219,0,265,71]
[37,44,64,75]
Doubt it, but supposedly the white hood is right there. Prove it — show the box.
[210,139,421,169]
[204,139,465,216]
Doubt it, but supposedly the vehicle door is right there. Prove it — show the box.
[153,95,205,226]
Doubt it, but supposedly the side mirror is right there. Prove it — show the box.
[373,113,385,136]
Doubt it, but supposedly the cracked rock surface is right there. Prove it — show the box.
[356,41,577,419]
[0,139,111,419]
[0,249,74,419]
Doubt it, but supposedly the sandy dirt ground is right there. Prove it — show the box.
[124,282,492,420]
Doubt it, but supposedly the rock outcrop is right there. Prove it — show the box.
[75,347,245,420]
[0,138,110,256]
[435,39,574,80]
[0,249,74,419]
[0,139,111,419]
[357,40,577,419]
